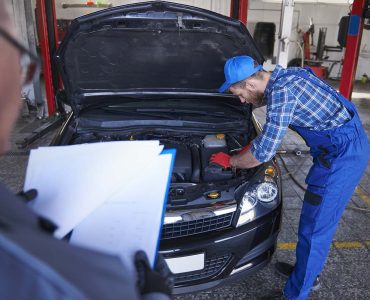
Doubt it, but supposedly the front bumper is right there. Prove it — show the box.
[159,203,282,294]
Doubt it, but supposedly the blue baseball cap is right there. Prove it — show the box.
[219,56,263,93]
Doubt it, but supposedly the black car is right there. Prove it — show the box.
[53,1,282,294]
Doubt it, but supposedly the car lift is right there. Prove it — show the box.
[339,0,369,100]
[17,0,64,149]
[277,0,295,68]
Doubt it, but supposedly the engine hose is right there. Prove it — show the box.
[190,144,201,183]
[279,154,310,177]
[278,154,307,191]
[278,154,370,213]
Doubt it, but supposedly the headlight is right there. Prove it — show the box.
[236,192,257,227]
[235,181,278,227]
[256,182,278,203]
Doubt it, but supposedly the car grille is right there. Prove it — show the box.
[161,212,234,240]
[174,254,232,284]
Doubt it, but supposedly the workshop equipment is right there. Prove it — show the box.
[277,149,309,156]
[339,0,369,99]
[253,22,276,59]
[277,0,295,67]
[16,0,66,149]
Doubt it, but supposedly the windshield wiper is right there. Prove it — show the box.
[100,107,174,119]
[136,108,237,119]
[101,106,238,120]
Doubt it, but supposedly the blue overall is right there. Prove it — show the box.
[276,69,369,300]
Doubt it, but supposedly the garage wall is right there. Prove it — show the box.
[55,0,231,19]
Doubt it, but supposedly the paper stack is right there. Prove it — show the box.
[24,141,175,273]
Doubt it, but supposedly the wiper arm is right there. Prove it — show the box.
[100,107,174,120]
[100,106,242,121]
[137,108,234,119]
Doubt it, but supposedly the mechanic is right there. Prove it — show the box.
[0,1,172,299]
[211,55,369,300]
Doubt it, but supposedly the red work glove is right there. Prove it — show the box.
[237,142,252,155]
[209,152,231,169]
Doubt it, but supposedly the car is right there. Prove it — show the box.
[53,1,282,294]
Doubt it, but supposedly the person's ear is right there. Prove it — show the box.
[245,79,256,91]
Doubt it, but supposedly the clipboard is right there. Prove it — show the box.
[25,142,176,272]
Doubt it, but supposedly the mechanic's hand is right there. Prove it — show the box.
[135,250,173,298]
[17,189,38,203]
[237,143,252,155]
[209,152,231,169]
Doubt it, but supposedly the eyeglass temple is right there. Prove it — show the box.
[0,27,40,63]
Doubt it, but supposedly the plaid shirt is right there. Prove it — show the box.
[251,65,351,162]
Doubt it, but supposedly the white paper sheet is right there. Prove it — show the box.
[24,141,165,238]
[69,152,173,272]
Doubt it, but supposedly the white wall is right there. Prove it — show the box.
[55,0,370,79]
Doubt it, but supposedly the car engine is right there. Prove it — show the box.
[160,133,253,183]
[165,134,235,183]
[70,131,251,183]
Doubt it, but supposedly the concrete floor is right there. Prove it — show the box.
[1,81,369,299]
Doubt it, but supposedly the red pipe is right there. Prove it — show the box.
[339,0,366,100]
[303,32,310,60]
[230,0,248,25]
[238,0,248,25]
[36,0,55,115]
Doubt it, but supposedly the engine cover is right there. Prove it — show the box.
[165,144,192,182]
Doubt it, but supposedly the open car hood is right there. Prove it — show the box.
[56,1,264,111]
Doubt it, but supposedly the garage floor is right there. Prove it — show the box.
[1,81,369,300]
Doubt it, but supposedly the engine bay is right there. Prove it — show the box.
[69,131,254,183]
